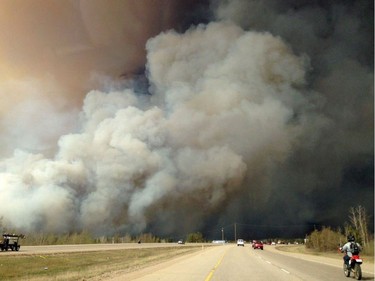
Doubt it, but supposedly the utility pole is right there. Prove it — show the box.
[234,223,237,241]
[221,227,224,241]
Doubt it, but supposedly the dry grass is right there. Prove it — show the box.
[0,246,202,281]
[276,244,374,263]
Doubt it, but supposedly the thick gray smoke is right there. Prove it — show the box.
[0,0,373,238]
[212,0,373,236]
[0,0,202,156]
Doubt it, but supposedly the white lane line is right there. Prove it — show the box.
[281,268,290,274]
[256,252,291,275]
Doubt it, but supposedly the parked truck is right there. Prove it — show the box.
[0,233,24,251]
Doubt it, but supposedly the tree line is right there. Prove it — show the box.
[305,205,373,255]
[0,205,372,255]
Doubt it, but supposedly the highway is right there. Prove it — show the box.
[114,244,375,281]
[5,243,375,280]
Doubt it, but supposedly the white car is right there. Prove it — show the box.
[237,239,245,246]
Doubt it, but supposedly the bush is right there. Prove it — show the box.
[20,231,97,245]
[186,232,204,243]
[305,227,345,252]
[136,233,161,243]
[362,240,374,256]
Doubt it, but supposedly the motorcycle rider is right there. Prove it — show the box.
[341,235,362,268]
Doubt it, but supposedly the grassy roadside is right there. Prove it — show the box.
[276,244,374,263]
[0,246,203,281]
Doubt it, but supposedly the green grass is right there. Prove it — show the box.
[0,246,201,281]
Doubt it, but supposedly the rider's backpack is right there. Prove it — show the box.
[350,242,360,255]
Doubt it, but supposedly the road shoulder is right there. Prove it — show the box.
[99,244,219,281]
[268,245,374,275]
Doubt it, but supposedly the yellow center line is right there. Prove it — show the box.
[204,253,225,281]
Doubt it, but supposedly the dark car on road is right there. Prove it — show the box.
[252,241,263,250]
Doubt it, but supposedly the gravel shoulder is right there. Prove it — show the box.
[269,244,374,275]
[95,245,214,281]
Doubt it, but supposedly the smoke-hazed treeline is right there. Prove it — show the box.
[0,0,373,238]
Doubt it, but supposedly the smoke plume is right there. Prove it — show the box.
[0,0,373,238]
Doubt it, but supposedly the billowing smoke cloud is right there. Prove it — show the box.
[211,0,373,237]
[0,0,203,156]
[0,0,373,238]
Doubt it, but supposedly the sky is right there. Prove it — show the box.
[0,0,373,240]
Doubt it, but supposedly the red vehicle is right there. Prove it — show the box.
[252,240,263,250]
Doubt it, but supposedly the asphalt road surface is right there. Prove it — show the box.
[113,244,374,281]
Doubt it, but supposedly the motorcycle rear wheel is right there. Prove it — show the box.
[354,264,362,280]
[343,263,350,277]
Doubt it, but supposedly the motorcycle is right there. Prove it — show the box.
[343,254,362,280]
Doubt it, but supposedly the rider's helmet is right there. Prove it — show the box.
[347,235,355,242]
